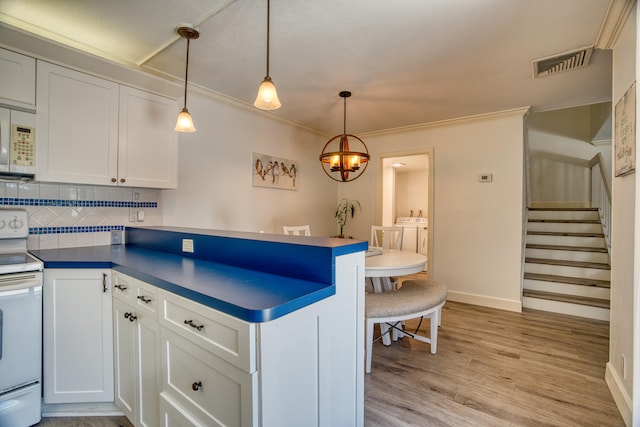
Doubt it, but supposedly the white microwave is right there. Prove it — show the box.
[0,107,36,180]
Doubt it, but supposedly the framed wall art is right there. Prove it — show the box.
[615,81,636,177]
[252,153,299,190]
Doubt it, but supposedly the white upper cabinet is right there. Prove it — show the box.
[36,61,178,188]
[0,48,36,110]
[118,85,178,189]
[36,61,119,185]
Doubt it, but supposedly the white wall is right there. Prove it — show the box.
[528,108,610,208]
[161,92,338,236]
[338,110,527,311]
[606,4,636,426]
[395,170,428,218]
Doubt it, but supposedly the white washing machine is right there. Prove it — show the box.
[395,217,428,271]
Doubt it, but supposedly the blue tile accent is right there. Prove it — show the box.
[0,198,157,208]
[29,225,125,235]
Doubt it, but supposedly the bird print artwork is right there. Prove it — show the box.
[252,153,299,190]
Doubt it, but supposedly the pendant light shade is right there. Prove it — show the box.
[175,25,199,132]
[254,0,281,110]
[319,91,370,182]
[175,108,195,132]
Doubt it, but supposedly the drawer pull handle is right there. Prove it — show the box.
[192,381,202,391]
[124,312,137,322]
[184,320,204,331]
[137,295,152,304]
[115,285,128,291]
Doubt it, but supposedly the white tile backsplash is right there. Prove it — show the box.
[1,182,162,250]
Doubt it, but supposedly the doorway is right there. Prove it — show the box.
[377,149,434,276]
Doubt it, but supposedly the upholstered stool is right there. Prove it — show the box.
[365,279,447,373]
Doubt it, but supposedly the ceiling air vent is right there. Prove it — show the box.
[532,46,594,78]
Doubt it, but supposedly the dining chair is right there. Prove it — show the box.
[283,225,311,236]
[370,226,403,250]
[365,279,447,373]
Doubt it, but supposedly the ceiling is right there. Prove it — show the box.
[0,0,624,136]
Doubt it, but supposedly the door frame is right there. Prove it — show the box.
[375,148,434,278]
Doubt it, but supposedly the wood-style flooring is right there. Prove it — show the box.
[365,275,624,426]
[34,273,624,427]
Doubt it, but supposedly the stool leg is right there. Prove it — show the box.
[380,322,392,346]
[366,319,373,373]
[430,312,438,354]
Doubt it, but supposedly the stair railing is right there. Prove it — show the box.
[590,153,611,254]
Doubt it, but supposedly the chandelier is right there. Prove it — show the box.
[319,91,370,182]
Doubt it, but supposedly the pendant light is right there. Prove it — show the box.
[254,0,281,110]
[175,25,199,132]
[319,91,370,182]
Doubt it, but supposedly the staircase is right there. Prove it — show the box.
[523,207,610,321]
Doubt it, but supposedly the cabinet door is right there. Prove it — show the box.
[114,280,160,427]
[43,269,114,403]
[136,309,160,427]
[36,61,119,185]
[118,86,178,188]
[0,48,35,109]
[113,299,136,421]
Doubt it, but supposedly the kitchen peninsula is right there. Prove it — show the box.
[32,226,367,427]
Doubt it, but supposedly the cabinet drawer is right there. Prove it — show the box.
[134,280,158,316]
[112,272,158,317]
[159,290,255,373]
[159,392,205,427]
[161,329,256,427]
[112,271,134,302]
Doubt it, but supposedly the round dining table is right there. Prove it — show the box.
[365,248,427,293]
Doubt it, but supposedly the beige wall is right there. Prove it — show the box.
[607,4,636,426]
[395,170,429,219]
[161,91,338,236]
[528,107,611,208]
[338,110,528,311]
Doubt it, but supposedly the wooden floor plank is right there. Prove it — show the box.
[365,298,624,427]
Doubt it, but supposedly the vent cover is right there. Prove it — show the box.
[532,46,594,78]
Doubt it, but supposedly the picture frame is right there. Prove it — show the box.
[615,81,636,177]
[252,152,299,190]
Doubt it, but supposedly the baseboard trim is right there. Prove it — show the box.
[41,401,123,417]
[605,362,631,426]
[446,290,522,312]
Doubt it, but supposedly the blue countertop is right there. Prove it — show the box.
[31,227,367,323]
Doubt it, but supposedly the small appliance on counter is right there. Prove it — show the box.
[0,208,43,426]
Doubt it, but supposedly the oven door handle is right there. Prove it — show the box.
[0,274,42,292]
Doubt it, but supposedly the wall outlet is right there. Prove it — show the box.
[182,239,194,253]
[111,230,123,245]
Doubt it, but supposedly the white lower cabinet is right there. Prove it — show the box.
[43,269,114,404]
[158,289,257,427]
[112,272,160,427]
[112,251,363,427]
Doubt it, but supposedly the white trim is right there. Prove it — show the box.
[522,297,610,321]
[446,290,522,313]
[606,362,632,426]
[361,107,531,138]
[41,402,123,417]
[530,201,592,208]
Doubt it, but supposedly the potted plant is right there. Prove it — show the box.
[335,198,360,238]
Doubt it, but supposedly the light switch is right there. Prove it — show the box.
[478,173,492,183]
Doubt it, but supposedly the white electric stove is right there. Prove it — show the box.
[0,209,43,427]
